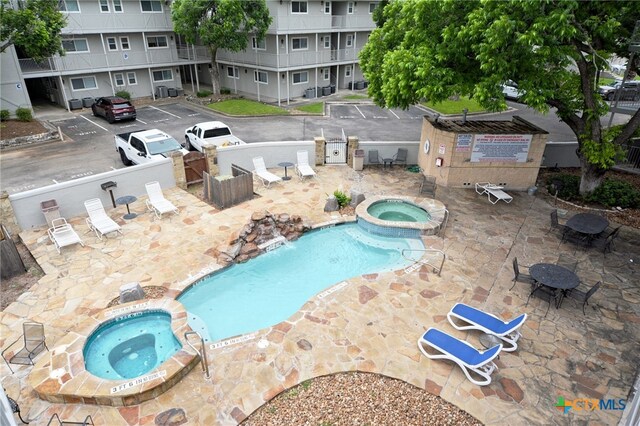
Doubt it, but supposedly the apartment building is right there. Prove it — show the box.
[0,0,377,113]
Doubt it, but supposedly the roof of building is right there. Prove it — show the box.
[426,115,549,134]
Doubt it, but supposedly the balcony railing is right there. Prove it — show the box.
[268,14,374,32]
[216,47,362,69]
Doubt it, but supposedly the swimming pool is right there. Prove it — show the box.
[83,310,181,380]
[367,200,431,222]
[178,223,423,342]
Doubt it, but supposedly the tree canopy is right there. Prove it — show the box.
[0,0,66,60]
[171,0,272,94]
[360,0,640,193]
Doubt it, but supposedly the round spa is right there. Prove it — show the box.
[83,310,181,380]
[367,199,431,223]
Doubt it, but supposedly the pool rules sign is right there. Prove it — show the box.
[470,134,532,163]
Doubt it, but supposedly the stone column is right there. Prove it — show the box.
[347,136,359,168]
[203,145,219,176]
[170,151,187,190]
[314,137,325,166]
[0,192,20,235]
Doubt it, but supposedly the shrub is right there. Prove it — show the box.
[115,90,131,100]
[197,90,212,98]
[15,107,32,122]
[586,179,640,209]
[545,173,580,200]
[333,190,351,208]
[220,88,231,95]
[0,109,9,121]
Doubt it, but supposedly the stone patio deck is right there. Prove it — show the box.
[1,165,638,425]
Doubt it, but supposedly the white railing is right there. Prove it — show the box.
[216,47,362,69]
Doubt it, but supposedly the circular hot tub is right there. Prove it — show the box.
[367,200,431,223]
[356,196,447,237]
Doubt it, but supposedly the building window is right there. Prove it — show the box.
[252,37,266,50]
[147,35,168,48]
[347,1,354,14]
[227,66,239,79]
[345,65,352,77]
[292,71,308,84]
[120,36,130,50]
[152,69,173,81]
[323,68,330,80]
[62,39,89,53]
[70,76,97,90]
[324,1,331,14]
[292,37,308,50]
[140,0,162,12]
[99,0,109,12]
[113,0,123,12]
[324,36,330,48]
[291,1,307,13]
[369,2,379,13]
[127,72,137,85]
[114,73,125,86]
[346,34,353,48]
[106,37,117,51]
[254,70,268,84]
[59,0,80,12]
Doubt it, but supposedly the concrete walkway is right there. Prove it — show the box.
[1,166,638,425]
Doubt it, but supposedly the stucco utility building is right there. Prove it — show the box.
[418,116,549,190]
[0,0,377,114]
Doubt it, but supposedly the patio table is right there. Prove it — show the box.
[529,263,580,308]
[565,213,609,244]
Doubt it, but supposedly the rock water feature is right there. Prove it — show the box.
[217,211,311,264]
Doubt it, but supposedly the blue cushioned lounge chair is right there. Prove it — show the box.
[417,328,502,386]
[447,303,527,352]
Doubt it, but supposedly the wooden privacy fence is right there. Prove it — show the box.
[203,164,254,209]
[184,151,207,186]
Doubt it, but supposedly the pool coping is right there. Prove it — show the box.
[27,299,200,406]
[355,195,447,236]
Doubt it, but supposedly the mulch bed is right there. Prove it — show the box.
[0,120,48,139]
[106,285,168,308]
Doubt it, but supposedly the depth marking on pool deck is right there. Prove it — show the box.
[404,262,422,274]
[210,333,256,350]
[110,370,166,393]
[317,281,349,299]
[106,301,150,317]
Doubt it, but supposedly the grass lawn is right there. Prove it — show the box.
[343,94,369,100]
[294,102,324,114]
[422,96,486,114]
[208,99,289,116]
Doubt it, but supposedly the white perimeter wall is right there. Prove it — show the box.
[216,141,316,175]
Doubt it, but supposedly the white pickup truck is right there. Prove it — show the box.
[184,121,246,152]
[115,129,188,166]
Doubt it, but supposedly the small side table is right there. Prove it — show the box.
[115,195,138,219]
[383,158,394,168]
[479,334,502,352]
[278,161,294,180]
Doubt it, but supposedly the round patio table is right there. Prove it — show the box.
[566,213,609,236]
[529,263,580,290]
[115,195,137,219]
[278,161,294,180]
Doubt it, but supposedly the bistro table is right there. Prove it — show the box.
[565,213,609,244]
[115,195,138,219]
[383,158,394,168]
[277,161,294,181]
[529,263,581,307]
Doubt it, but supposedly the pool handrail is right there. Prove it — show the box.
[402,248,446,276]
[184,331,210,379]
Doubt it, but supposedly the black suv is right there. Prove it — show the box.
[91,96,137,123]
[598,80,640,101]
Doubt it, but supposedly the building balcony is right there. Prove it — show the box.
[216,47,362,70]
[62,13,174,33]
[268,14,375,32]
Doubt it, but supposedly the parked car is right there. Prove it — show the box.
[598,80,640,101]
[502,80,524,101]
[91,96,137,123]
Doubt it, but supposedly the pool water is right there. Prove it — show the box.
[367,200,431,223]
[178,223,422,342]
[84,311,181,380]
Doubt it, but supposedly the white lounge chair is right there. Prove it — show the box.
[418,327,502,386]
[446,303,527,352]
[475,182,513,204]
[252,157,282,187]
[295,150,317,180]
[145,181,179,219]
[84,198,122,240]
[47,218,84,254]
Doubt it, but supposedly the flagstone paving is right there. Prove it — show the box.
[1,166,638,425]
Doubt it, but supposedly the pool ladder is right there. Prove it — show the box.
[402,248,446,276]
[184,331,210,379]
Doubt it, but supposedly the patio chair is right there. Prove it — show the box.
[368,150,382,166]
[252,157,282,188]
[527,283,560,316]
[590,226,621,254]
[475,182,513,204]
[1,321,48,374]
[565,281,602,315]
[509,257,535,291]
[417,327,502,386]
[392,148,408,166]
[84,198,122,240]
[548,209,568,239]
[419,174,437,198]
[295,150,317,180]
[145,181,179,219]
[447,303,527,352]
[47,218,84,254]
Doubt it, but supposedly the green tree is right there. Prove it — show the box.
[0,0,66,60]
[360,0,640,195]
[171,0,272,95]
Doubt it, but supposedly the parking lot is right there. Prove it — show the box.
[328,104,427,120]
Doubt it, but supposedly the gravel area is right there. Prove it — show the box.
[242,372,482,426]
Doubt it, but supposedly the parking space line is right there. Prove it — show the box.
[354,105,366,118]
[79,115,109,131]
[136,118,148,124]
[149,105,181,119]
[388,109,400,119]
